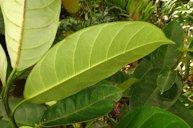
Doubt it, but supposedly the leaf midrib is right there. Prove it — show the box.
[15,0,26,70]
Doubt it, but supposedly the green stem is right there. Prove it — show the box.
[2,69,18,128]
[11,99,27,117]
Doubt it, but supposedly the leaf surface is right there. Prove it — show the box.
[0,8,4,34]
[150,21,183,69]
[0,98,46,126]
[0,0,61,71]
[130,68,183,110]
[0,120,11,128]
[169,100,193,127]
[116,106,190,128]
[40,84,122,127]
[0,44,7,86]
[157,70,177,94]
[24,21,174,103]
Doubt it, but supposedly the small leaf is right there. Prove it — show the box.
[62,0,79,14]
[1,0,61,71]
[24,21,174,104]
[0,44,7,86]
[40,83,122,127]
[157,70,177,94]
[116,106,190,128]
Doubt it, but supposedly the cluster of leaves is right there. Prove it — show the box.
[0,0,193,128]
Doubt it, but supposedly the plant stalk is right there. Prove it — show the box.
[2,69,18,128]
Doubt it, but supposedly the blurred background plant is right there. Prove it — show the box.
[55,0,156,43]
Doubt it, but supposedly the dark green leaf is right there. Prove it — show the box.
[107,71,129,84]
[169,100,193,127]
[157,70,177,94]
[40,84,122,127]
[130,69,183,110]
[133,59,153,79]
[118,77,137,91]
[116,106,190,128]
[150,21,184,69]
[0,120,11,128]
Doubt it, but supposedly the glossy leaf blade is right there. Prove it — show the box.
[40,84,122,126]
[0,44,7,86]
[0,0,61,71]
[116,106,190,128]
[24,21,174,103]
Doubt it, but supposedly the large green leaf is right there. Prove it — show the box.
[116,106,190,128]
[0,44,7,86]
[24,21,174,103]
[0,0,61,71]
[40,83,122,127]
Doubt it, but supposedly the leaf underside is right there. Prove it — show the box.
[24,21,174,103]
[0,44,7,86]
[1,0,61,71]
